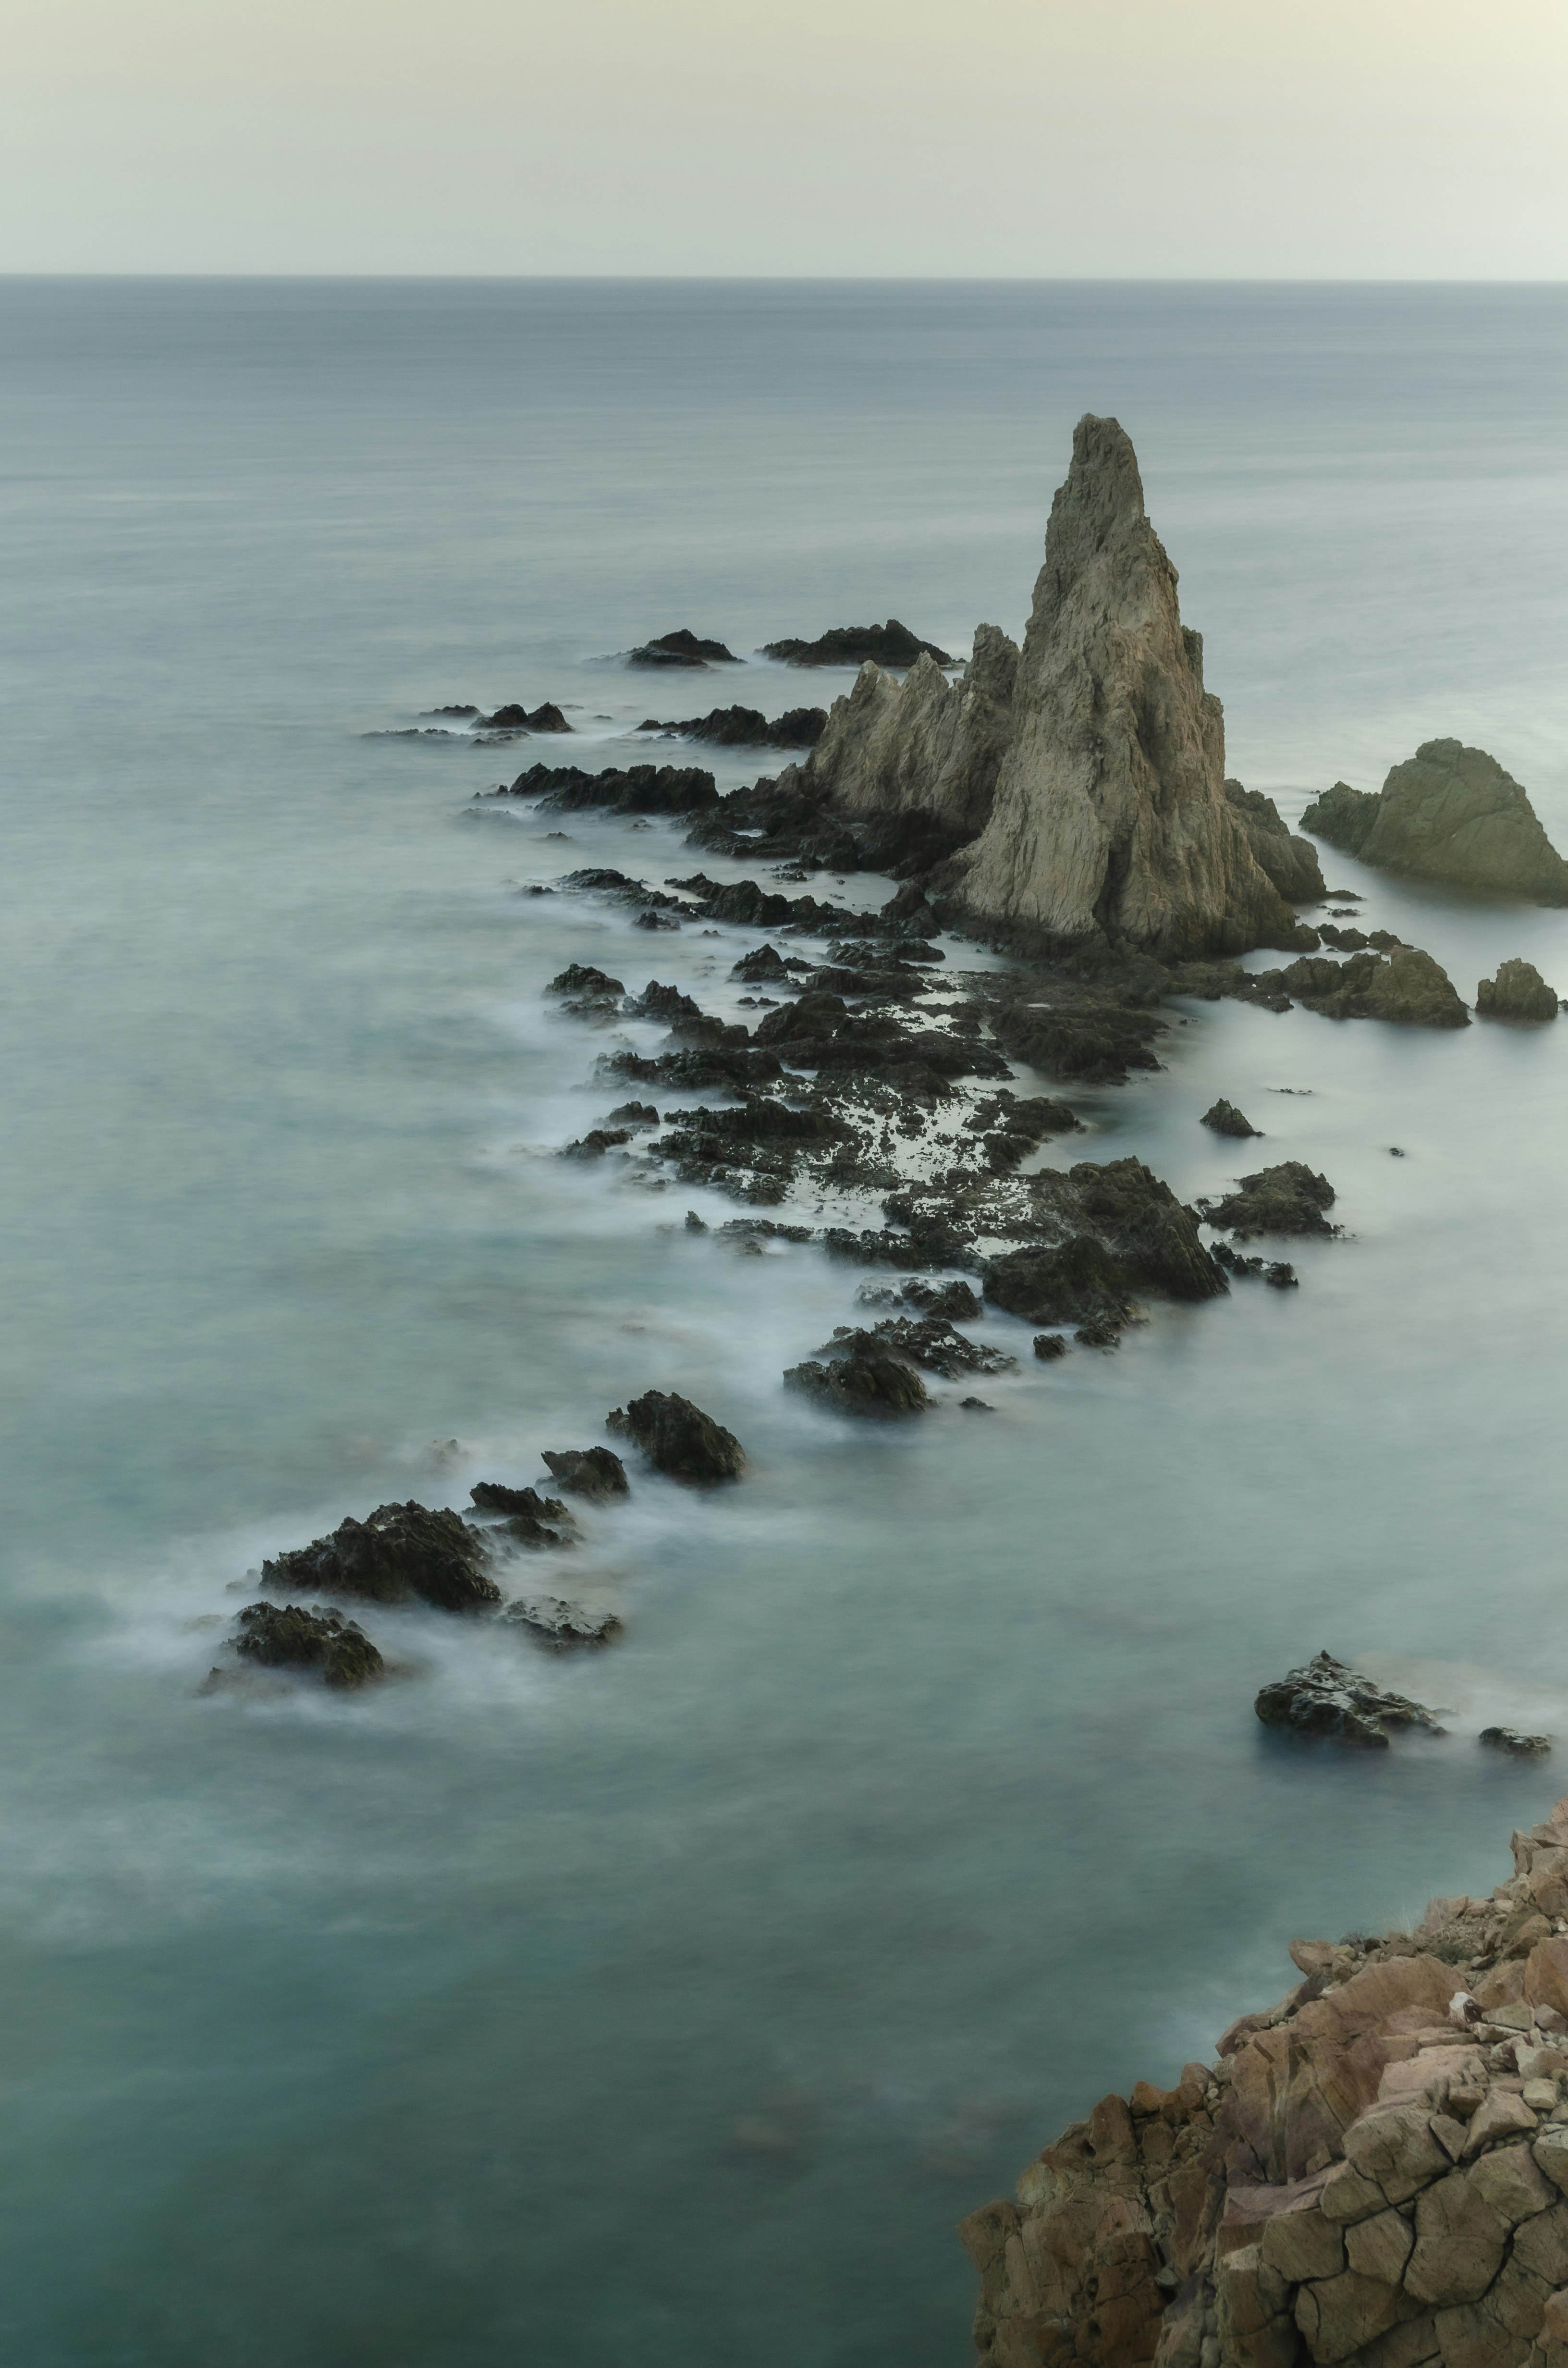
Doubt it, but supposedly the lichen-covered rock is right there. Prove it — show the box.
[1254,1650,1445,1747]
[232,1601,385,1689]
[260,1501,501,1613]
[605,1390,745,1481]
[948,417,1302,959]
[962,1800,1568,2367]
[540,1446,629,1499]
[1303,741,1568,903]
[1478,961,1559,1022]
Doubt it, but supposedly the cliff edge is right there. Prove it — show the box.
[961,1798,1568,2368]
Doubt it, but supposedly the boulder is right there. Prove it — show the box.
[546,962,625,1006]
[1302,742,1568,903]
[540,1446,629,1499]
[231,1601,385,1689]
[1477,960,1559,1022]
[1255,1650,1445,1748]
[761,620,953,668]
[1032,1332,1068,1361]
[1199,1161,1336,1240]
[260,1502,502,1613]
[1481,1727,1552,1758]
[897,1276,982,1320]
[1202,1098,1259,1138]
[606,1390,745,1481]
[946,417,1301,958]
[480,701,571,732]
[469,1482,576,1548]
[784,1331,929,1416]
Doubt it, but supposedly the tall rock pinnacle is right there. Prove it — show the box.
[949,416,1298,957]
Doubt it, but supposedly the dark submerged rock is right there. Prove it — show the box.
[1201,1099,1259,1138]
[1477,958,1558,1022]
[606,1390,745,1482]
[1210,1241,1299,1288]
[469,1482,576,1548]
[480,701,571,733]
[983,1235,1135,1328]
[857,1316,1015,1378]
[507,1597,623,1651]
[500,762,718,815]
[637,705,826,749]
[625,629,740,667]
[260,1501,502,1613]
[604,1102,660,1129]
[1199,1161,1336,1241]
[547,963,625,1007]
[784,1331,930,1416]
[1479,1726,1551,1758]
[233,1601,385,1690]
[1255,1649,1446,1748]
[897,1277,982,1320]
[561,1128,631,1159]
[761,620,953,669]
[1032,1333,1068,1361]
[540,1446,629,1499]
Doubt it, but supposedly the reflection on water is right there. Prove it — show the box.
[0,279,1566,2364]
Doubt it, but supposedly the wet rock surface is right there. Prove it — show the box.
[1176,946,1470,1028]
[497,762,719,815]
[1255,1649,1446,1747]
[1479,961,1560,1023]
[963,1794,1568,2368]
[1202,1098,1260,1137]
[1200,1161,1338,1240]
[1303,740,1568,902]
[470,1483,577,1548]
[761,620,953,669]
[230,1601,385,1689]
[784,1330,930,1415]
[479,700,571,733]
[506,1597,623,1651]
[606,1390,745,1482]
[637,704,826,748]
[625,629,739,667]
[1482,1728,1555,1760]
[983,1235,1136,1328]
[541,1446,629,1499]
[261,1501,502,1613]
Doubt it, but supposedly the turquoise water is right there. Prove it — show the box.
[2,279,1568,2364]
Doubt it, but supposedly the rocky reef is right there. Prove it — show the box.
[637,704,826,749]
[625,629,740,668]
[1302,744,1568,905]
[961,1795,1568,2368]
[761,620,953,668]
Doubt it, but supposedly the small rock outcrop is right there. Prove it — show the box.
[1479,961,1560,1023]
[1255,1649,1445,1747]
[983,1235,1135,1329]
[625,629,739,668]
[1302,742,1568,903]
[1483,1728,1554,1760]
[1202,1099,1260,1138]
[260,1502,501,1613]
[962,1795,1568,2368]
[948,417,1304,958]
[507,1597,622,1651]
[762,621,952,668]
[784,1331,930,1415]
[231,1601,385,1689]
[606,1391,745,1482]
[637,705,825,749]
[480,701,571,732]
[541,1447,629,1498]
[1225,779,1328,902]
[500,761,718,816]
[469,1483,576,1548]
[1200,1162,1337,1240]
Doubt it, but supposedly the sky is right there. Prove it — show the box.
[4,0,1568,276]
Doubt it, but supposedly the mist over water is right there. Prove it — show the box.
[1,279,1567,2365]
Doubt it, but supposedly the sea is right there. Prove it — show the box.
[2,277,1567,2366]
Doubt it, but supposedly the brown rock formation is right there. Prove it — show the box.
[948,417,1302,958]
[1302,743,1568,904]
[961,1798,1568,2368]
[804,626,1019,841]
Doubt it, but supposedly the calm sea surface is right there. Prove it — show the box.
[2,279,1568,2365]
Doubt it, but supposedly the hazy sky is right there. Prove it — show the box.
[5,0,1567,275]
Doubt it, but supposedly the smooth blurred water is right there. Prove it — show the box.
[2,279,1568,2367]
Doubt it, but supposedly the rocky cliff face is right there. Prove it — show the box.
[961,1796,1568,2368]
[943,418,1302,959]
[805,625,1019,841]
[1225,782,1328,905]
[1302,743,1568,904]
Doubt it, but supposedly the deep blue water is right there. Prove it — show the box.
[1,279,1567,2365]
